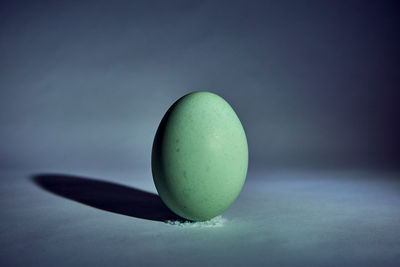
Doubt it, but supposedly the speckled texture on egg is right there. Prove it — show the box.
[152,91,248,221]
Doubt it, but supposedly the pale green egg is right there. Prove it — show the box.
[152,91,248,221]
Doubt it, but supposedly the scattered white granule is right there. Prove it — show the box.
[166,216,226,228]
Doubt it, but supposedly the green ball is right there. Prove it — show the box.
[151,92,248,221]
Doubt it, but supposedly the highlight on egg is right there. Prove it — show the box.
[151,91,248,221]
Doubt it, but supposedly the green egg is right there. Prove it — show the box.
[151,91,248,221]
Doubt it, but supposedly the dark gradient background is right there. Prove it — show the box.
[1,1,400,266]
[1,0,399,171]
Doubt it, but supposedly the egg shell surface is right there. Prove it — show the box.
[151,91,248,221]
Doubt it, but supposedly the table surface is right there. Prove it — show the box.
[1,169,400,267]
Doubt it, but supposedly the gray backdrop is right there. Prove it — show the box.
[1,0,399,171]
[2,2,400,267]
